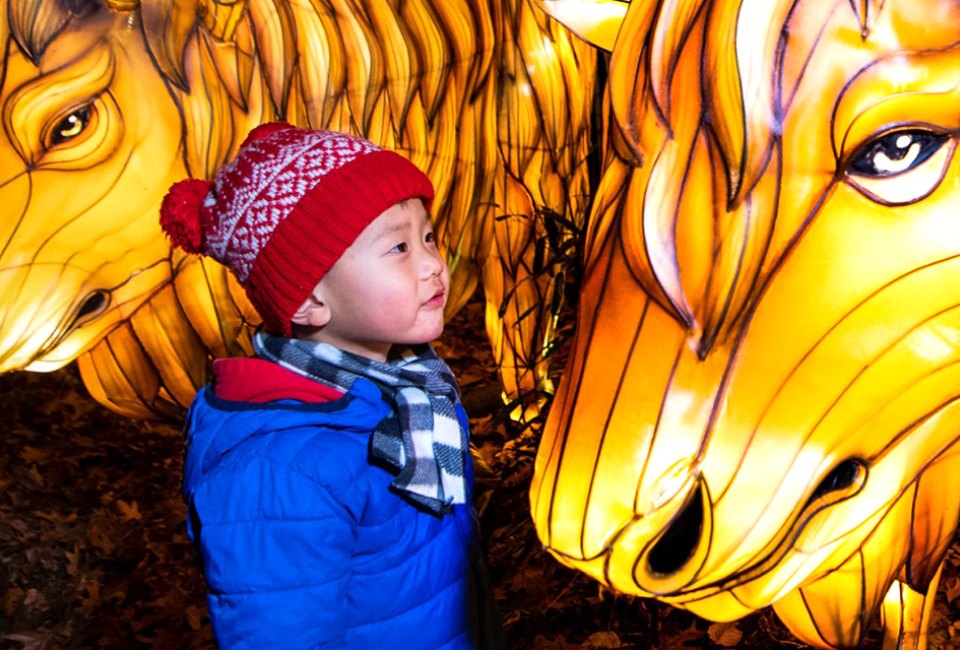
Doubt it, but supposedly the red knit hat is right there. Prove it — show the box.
[159,123,435,335]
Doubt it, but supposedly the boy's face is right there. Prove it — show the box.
[296,198,449,361]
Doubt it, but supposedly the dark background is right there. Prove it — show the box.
[2,296,959,649]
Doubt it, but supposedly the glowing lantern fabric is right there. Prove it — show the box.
[531,0,960,648]
[0,0,595,419]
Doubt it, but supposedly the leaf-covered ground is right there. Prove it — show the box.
[2,297,960,649]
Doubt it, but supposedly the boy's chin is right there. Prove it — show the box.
[405,324,445,347]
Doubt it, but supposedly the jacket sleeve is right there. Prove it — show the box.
[188,455,358,649]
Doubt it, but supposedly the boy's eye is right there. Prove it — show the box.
[425,231,436,244]
[391,242,409,253]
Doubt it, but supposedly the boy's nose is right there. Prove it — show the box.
[421,248,446,278]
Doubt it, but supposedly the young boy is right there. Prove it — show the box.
[159,123,502,649]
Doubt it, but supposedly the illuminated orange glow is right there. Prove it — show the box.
[0,0,595,419]
[533,1,960,648]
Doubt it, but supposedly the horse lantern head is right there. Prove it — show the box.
[534,0,960,646]
[0,0,194,373]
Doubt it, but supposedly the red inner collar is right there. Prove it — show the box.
[212,357,344,403]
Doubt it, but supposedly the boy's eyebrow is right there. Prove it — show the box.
[371,212,432,240]
[371,221,407,240]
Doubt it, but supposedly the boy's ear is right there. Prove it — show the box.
[291,289,332,328]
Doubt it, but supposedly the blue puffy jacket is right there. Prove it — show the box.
[182,374,489,649]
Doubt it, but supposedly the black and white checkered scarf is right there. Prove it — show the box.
[253,330,468,514]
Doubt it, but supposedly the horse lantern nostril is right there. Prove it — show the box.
[806,459,866,508]
[71,290,110,329]
[647,487,704,576]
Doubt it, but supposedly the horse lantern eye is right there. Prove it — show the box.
[848,129,949,179]
[50,106,92,146]
[845,127,954,205]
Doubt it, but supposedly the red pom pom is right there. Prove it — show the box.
[240,122,294,149]
[160,179,211,254]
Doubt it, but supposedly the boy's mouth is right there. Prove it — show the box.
[425,288,446,308]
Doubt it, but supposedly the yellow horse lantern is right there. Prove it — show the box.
[0,0,595,419]
[533,0,960,648]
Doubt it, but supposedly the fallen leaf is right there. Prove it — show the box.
[186,605,205,630]
[80,576,102,616]
[26,464,45,487]
[2,631,54,650]
[65,548,80,576]
[708,621,743,647]
[35,510,78,524]
[21,446,46,463]
[945,577,960,602]
[2,587,24,617]
[583,630,621,648]
[23,588,47,608]
[87,523,117,554]
[116,499,142,522]
[532,634,580,649]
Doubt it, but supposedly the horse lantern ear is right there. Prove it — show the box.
[534,0,629,52]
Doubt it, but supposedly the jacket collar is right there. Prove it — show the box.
[211,357,343,403]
